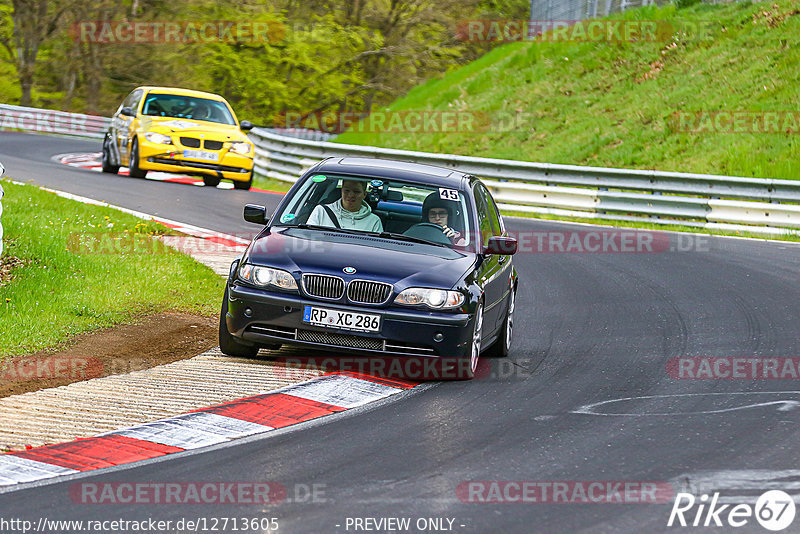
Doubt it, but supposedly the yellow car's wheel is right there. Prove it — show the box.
[101,134,119,174]
[128,138,147,178]
[232,174,252,191]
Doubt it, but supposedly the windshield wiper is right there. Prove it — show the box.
[290,224,363,235]
[369,231,448,247]
[288,225,446,246]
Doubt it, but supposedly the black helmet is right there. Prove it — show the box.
[422,192,453,222]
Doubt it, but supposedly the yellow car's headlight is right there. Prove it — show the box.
[144,132,172,145]
[230,141,252,155]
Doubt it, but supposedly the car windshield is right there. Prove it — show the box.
[273,174,474,249]
[141,94,236,125]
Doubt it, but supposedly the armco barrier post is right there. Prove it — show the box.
[0,161,4,256]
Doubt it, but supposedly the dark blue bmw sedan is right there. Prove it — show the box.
[219,157,518,379]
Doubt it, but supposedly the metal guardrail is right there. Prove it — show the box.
[263,128,335,142]
[248,127,800,234]
[1,103,798,234]
[0,103,110,139]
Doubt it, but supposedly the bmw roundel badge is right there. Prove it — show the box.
[343,266,357,274]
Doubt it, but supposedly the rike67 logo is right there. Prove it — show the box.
[668,490,796,531]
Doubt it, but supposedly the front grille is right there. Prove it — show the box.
[247,324,296,339]
[180,136,201,148]
[347,280,392,304]
[384,341,437,355]
[204,140,223,150]
[302,274,345,300]
[149,158,250,173]
[297,329,383,350]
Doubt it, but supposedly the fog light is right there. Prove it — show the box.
[433,333,444,342]
[244,308,253,317]
[284,306,292,313]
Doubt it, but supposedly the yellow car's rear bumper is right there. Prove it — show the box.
[137,140,254,182]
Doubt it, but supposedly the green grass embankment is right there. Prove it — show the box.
[0,179,224,358]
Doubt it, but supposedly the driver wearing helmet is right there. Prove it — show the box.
[422,192,462,243]
[193,102,211,121]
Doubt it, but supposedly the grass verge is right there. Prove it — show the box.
[0,179,225,358]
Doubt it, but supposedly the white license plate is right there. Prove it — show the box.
[183,149,219,161]
[302,306,381,333]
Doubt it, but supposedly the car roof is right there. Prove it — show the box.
[136,86,228,102]
[312,157,470,188]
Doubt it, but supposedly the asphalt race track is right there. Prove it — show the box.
[2,131,800,533]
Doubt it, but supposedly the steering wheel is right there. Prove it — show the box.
[403,222,452,245]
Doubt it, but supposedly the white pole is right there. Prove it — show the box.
[0,162,4,256]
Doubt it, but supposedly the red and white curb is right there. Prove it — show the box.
[56,152,282,194]
[0,372,417,487]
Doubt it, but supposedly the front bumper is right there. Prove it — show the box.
[227,283,473,360]
[137,140,253,181]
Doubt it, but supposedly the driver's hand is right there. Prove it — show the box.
[441,226,458,238]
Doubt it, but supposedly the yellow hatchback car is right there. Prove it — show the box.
[102,86,256,189]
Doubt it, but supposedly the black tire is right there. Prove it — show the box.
[101,135,119,174]
[485,286,515,358]
[219,286,260,358]
[232,173,252,190]
[203,176,221,187]
[462,301,484,379]
[128,138,147,178]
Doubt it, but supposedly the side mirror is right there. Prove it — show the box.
[244,204,268,225]
[484,236,517,255]
[240,120,254,131]
[121,106,134,117]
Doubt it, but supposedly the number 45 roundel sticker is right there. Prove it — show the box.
[439,188,459,201]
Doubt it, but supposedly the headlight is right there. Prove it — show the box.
[230,141,251,155]
[143,132,172,144]
[238,264,297,290]
[395,288,464,309]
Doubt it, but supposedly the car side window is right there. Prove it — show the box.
[485,188,503,236]
[473,182,495,247]
[128,90,143,114]
[117,91,135,115]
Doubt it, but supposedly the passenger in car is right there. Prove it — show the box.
[307,180,383,232]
